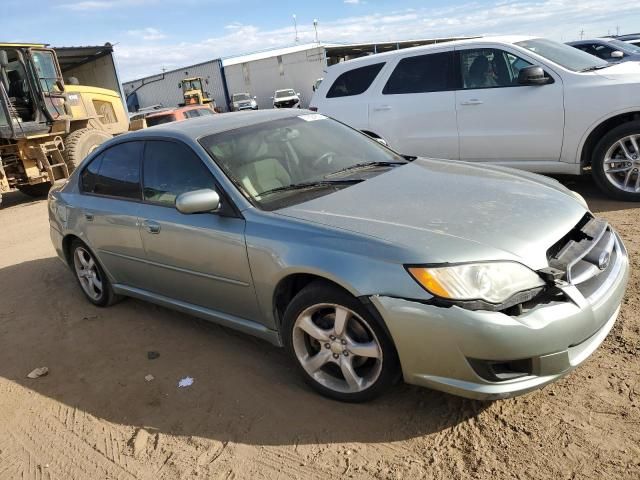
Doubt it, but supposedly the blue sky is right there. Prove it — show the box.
[3,0,640,81]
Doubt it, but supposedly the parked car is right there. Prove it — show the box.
[566,38,640,63]
[145,105,216,127]
[606,33,640,48]
[129,106,172,131]
[48,110,628,402]
[310,35,640,201]
[231,92,258,111]
[272,89,301,108]
[312,78,324,92]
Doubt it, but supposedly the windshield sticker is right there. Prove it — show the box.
[298,114,327,122]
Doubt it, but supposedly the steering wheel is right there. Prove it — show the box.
[312,152,336,169]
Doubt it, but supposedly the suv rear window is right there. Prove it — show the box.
[326,63,385,98]
[383,52,454,94]
[146,114,176,127]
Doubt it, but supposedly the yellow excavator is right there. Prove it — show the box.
[0,42,128,205]
[179,77,213,106]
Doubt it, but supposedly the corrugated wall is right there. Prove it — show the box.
[224,47,325,109]
[123,59,229,112]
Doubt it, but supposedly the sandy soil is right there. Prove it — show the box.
[0,176,639,480]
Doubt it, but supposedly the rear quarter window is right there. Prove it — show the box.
[383,52,454,94]
[326,62,385,98]
[146,114,176,127]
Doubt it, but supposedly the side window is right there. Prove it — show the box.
[460,48,532,89]
[184,109,200,119]
[82,142,142,199]
[198,108,214,116]
[383,52,453,95]
[143,140,215,207]
[326,63,385,98]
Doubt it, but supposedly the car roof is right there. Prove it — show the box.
[125,109,308,140]
[324,35,536,70]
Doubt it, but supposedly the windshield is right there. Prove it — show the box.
[182,79,202,92]
[146,114,176,127]
[233,93,251,101]
[275,89,295,98]
[515,38,609,72]
[607,38,640,54]
[200,114,406,210]
[31,50,61,91]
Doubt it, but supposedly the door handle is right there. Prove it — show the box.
[83,211,94,221]
[373,105,392,111]
[460,99,483,106]
[142,220,161,234]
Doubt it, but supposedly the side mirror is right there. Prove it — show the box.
[611,50,624,59]
[296,92,301,97]
[518,65,551,86]
[253,96,257,99]
[176,188,220,214]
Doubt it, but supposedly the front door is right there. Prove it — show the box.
[368,50,459,159]
[138,139,260,321]
[455,46,565,163]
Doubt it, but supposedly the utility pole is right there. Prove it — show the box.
[293,14,299,43]
[313,19,319,43]
[579,29,584,40]
[616,25,620,36]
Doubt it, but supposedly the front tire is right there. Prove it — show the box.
[70,240,120,307]
[63,128,112,172]
[282,281,399,402]
[592,121,640,201]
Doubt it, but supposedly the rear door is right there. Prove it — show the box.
[77,140,148,288]
[316,62,385,131]
[368,49,459,158]
[454,45,564,163]
[137,139,260,320]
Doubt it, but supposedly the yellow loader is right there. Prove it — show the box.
[179,77,213,106]
[0,43,128,205]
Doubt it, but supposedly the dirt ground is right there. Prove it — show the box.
[0,176,639,480]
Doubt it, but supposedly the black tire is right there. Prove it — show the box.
[591,120,640,201]
[69,239,120,307]
[63,128,112,172]
[17,183,51,197]
[282,281,399,402]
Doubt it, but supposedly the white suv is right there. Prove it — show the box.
[310,36,640,200]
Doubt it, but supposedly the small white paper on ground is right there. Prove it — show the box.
[27,367,49,379]
[178,376,194,388]
[144,374,154,382]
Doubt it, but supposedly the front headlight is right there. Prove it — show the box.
[570,190,589,210]
[407,262,545,304]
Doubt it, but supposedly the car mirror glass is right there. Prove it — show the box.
[611,50,624,59]
[176,188,220,214]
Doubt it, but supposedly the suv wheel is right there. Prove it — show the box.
[70,240,120,307]
[592,121,640,201]
[282,281,398,402]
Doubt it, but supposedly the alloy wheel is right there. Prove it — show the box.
[292,303,383,394]
[603,134,640,193]
[73,247,103,301]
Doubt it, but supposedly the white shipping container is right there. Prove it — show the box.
[223,45,326,110]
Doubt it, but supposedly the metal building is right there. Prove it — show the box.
[223,43,328,110]
[122,59,229,112]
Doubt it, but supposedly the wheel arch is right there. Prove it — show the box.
[580,111,640,167]
[271,271,397,352]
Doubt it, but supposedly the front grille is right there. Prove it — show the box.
[546,214,621,301]
[275,100,296,108]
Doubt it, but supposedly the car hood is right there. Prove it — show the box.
[593,60,640,80]
[276,159,587,270]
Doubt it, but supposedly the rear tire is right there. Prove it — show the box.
[63,128,112,172]
[70,239,120,307]
[591,121,640,201]
[282,281,399,402]
[17,183,51,197]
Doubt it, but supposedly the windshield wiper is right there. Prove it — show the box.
[324,161,406,178]
[579,64,612,72]
[257,179,361,197]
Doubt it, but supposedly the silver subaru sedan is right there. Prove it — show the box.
[48,110,629,402]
